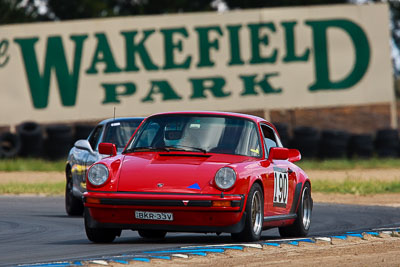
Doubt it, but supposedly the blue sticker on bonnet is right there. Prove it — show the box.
[187,183,201,190]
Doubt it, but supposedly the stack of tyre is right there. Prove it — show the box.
[348,133,374,159]
[289,127,319,159]
[0,121,94,160]
[273,123,290,147]
[273,123,398,160]
[17,122,44,158]
[319,130,350,159]
[1,121,399,160]
[44,125,74,160]
[374,129,399,158]
[0,131,21,158]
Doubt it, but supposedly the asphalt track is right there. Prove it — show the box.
[1,196,400,266]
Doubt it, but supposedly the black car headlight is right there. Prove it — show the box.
[87,164,109,186]
[214,167,236,190]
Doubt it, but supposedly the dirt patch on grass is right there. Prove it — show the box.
[312,192,400,207]
[0,171,64,184]
[308,169,400,182]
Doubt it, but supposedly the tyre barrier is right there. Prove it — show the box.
[0,132,21,158]
[319,130,350,159]
[4,121,400,160]
[290,126,319,159]
[347,134,374,159]
[16,121,43,157]
[74,124,95,143]
[375,129,399,158]
[273,123,290,148]
[44,124,73,160]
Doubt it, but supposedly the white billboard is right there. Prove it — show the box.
[0,3,394,124]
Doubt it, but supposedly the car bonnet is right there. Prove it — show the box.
[116,152,249,193]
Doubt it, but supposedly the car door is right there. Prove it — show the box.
[261,124,297,216]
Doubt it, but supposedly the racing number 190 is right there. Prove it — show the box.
[273,171,288,206]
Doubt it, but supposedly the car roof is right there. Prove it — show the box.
[98,117,145,125]
[148,111,268,124]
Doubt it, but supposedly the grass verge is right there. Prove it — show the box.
[297,158,400,170]
[0,158,65,172]
[0,182,64,195]
[312,180,400,195]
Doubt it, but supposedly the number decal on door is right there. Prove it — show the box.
[273,171,288,207]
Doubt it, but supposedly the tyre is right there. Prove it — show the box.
[84,209,121,243]
[0,132,21,158]
[273,123,290,147]
[65,167,84,216]
[231,183,263,242]
[290,126,319,159]
[347,134,373,159]
[74,124,95,142]
[44,124,73,160]
[375,129,399,158]
[17,121,43,157]
[138,230,167,239]
[375,129,399,141]
[319,130,350,159]
[279,182,312,237]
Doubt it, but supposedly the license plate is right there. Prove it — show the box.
[135,211,173,221]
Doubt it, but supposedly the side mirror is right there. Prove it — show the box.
[268,147,289,161]
[74,139,94,153]
[98,142,117,157]
[268,147,301,163]
[288,148,301,162]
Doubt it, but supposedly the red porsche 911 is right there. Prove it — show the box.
[83,111,312,243]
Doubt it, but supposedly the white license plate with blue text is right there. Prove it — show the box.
[135,211,173,221]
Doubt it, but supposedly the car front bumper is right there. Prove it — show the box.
[84,191,246,233]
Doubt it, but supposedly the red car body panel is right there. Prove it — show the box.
[84,111,310,234]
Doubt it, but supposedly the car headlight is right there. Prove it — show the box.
[214,167,236,190]
[87,164,109,186]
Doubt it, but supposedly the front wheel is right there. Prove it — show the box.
[231,183,264,242]
[65,170,84,216]
[279,182,312,237]
[84,210,121,243]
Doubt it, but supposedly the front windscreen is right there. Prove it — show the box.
[103,120,141,151]
[125,115,261,157]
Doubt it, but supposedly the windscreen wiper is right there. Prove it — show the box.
[163,145,207,153]
[123,146,169,153]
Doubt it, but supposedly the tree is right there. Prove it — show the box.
[0,0,44,25]
[45,0,213,20]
